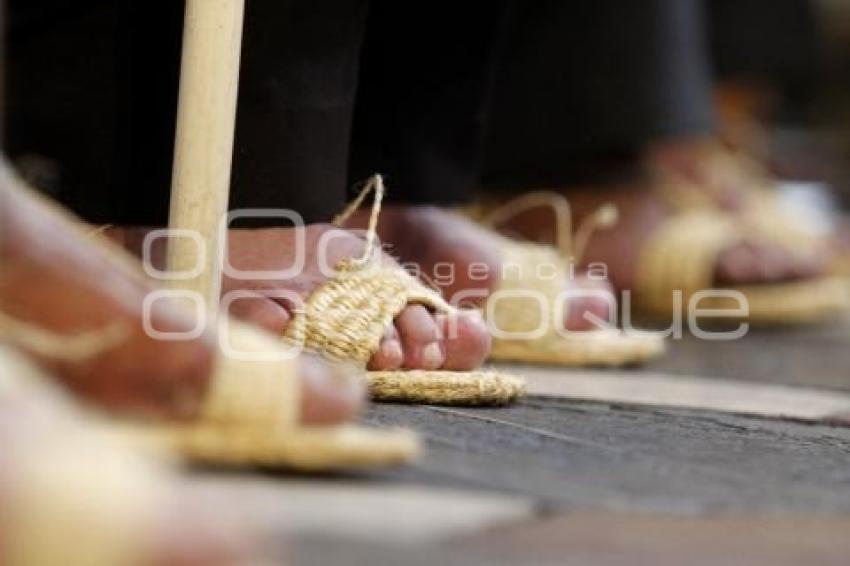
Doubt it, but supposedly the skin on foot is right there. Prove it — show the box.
[0,174,362,424]
[345,206,615,332]
[488,185,826,293]
[645,137,850,265]
[128,223,491,372]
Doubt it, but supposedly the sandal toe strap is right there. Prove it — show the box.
[489,237,567,342]
[635,211,742,313]
[284,263,453,365]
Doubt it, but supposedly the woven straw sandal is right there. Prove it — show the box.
[661,145,850,279]
[652,178,850,325]
[0,307,419,471]
[134,320,424,470]
[283,175,525,405]
[467,193,666,366]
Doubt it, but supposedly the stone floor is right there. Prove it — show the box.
[194,317,850,565]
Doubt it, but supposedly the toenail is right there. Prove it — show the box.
[384,340,403,361]
[421,342,443,369]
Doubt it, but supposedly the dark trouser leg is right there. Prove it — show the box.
[709,0,821,118]
[482,0,716,190]
[710,0,820,88]
[6,0,369,226]
[232,0,369,223]
[5,0,125,222]
[348,0,507,205]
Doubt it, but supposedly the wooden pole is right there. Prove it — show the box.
[167,0,245,319]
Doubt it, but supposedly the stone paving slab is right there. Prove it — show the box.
[513,366,850,422]
[648,320,850,391]
[185,473,535,545]
[452,512,850,566]
[291,512,850,566]
[186,322,850,564]
[361,399,850,515]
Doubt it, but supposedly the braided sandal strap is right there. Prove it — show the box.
[283,259,452,365]
[634,210,742,314]
[489,236,566,341]
[203,320,300,427]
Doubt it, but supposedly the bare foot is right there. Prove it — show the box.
[490,184,825,293]
[344,206,614,332]
[0,168,362,424]
[648,137,844,271]
[113,223,490,372]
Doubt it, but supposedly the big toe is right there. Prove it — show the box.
[368,325,404,371]
[438,310,491,371]
[395,305,445,370]
[564,276,615,331]
[298,355,365,425]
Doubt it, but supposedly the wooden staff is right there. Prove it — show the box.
[167,0,245,318]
